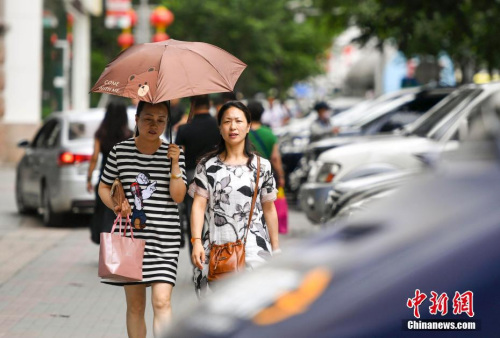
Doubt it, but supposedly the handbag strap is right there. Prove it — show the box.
[243,156,260,244]
[110,215,135,240]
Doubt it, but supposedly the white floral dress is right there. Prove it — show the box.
[188,155,277,296]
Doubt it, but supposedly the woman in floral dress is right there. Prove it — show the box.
[188,101,281,296]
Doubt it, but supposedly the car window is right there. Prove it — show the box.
[68,119,101,141]
[46,121,61,148]
[409,89,479,137]
[429,92,485,141]
[32,119,58,149]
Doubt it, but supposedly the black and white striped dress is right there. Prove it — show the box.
[100,138,187,286]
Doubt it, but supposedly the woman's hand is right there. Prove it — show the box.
[86,181,93,193]
[167,144,181,164]
[191,241,205,270]
[113,199,131,217]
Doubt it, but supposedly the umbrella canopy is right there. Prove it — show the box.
[91,39,247,103]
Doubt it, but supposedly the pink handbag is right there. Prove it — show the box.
[275,187,288,234]
[98,215,145,282]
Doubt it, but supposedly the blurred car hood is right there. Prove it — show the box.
[163,140,500,337]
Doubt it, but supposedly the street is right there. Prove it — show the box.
[0,165,319,337]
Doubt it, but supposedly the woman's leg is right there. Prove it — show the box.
[124,284,147,338]
[151,283,174,336]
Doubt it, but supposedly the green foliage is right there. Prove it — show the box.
[163,0,332,98]
[90,14,122,107]
[316,0,500,80]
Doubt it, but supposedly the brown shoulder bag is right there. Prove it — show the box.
[208,156,261,282]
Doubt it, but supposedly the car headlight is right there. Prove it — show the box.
[316,163,341,183]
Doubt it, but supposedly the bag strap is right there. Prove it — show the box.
[110,215,122,234]
[243,156,260,244]
[110,214,135,240]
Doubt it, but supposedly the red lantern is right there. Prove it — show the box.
[152,32,169,42]
[50,33,58,46]
[150,6,174,28]
[118,32,134,49]
[67,13,74,27]
[127,9,138,27]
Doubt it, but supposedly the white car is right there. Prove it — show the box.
[299,82,500,223]
[15,107,137,226]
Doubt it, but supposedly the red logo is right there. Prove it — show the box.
[453,291,475,318]
[408,290,474,318]
[429,291,449,316]
[407,289,427,318]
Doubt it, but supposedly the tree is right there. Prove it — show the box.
[163,0,333,98]
[316,0,500,83]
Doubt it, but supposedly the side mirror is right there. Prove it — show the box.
[17,140,30,148]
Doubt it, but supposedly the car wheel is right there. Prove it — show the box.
[15,173,36,214]
[42,185,63,227]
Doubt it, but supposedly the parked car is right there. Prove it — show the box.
[283,86,451,192]
[162,124,500,337]
[288,87,454,193]
[325,170,417,224]
[15,108,137,226]
[298,82,500,223]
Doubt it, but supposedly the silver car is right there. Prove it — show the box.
[15,108,137,226]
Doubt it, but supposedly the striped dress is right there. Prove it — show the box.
[100,138,187,286]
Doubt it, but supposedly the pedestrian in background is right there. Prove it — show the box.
[310,101,338,142]
[213,92,237,115]
[87,100,132,244]
[247,100,286,188]
[175,95,220,254]
[98,101,187,337]
[189,101,281,297]
[261,94,289,128]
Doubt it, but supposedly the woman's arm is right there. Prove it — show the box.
[191,194,208,269]
[98,181,131,217]
[167,144,187,203]
[87,138,100,192]
[270,144,285,188]
[262,201,280,251]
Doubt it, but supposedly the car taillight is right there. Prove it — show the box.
[58,151,91,166]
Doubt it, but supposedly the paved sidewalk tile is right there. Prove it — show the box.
[0,227,198,337]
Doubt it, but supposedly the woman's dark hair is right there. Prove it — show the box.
[200,100,255,168]
[135,101,170,137]
[95,100,132,155]
[247,100,265,122]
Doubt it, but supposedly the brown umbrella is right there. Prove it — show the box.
[91,39,247,104]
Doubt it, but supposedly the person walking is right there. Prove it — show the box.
[175,95,220,253]
[310,101,338,142]
[87,100,133,244]
[98,101,187,338]
[188,101,281,297]
[261,94,289,129]
[247,100,286,188]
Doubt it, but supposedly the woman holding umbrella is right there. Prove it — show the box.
[98,101,187,337]
[189,101,281,296]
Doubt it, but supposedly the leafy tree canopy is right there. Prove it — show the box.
[316,0,500,81]
[164,0,334,97]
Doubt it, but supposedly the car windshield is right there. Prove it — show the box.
[409,89,479,137]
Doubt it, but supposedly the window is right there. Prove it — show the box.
[410,89,480,137]
[32,120,58,148]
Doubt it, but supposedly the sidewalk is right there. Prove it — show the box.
[0,228,196,338]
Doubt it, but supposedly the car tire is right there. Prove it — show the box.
[15,173,36,215]
[42,185,64,227]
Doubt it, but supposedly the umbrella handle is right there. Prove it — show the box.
[166,100,172,142]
